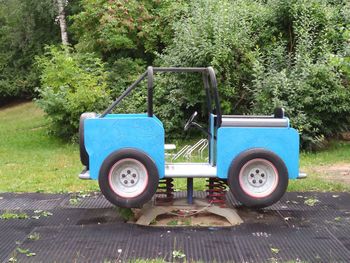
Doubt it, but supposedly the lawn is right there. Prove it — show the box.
[0,102,349,193]
[0,102,98,193]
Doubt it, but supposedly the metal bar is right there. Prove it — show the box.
[187,178,193,204]
[203,73,212,115]
[171,145,191,162]
[100,67,221,121]
[165,163,217,177]
[207,67,222,127]
[147,66,154,117]
[185,139,204,158]
[222,114,274,118]
[153,67,208,73]
[164,174,216,178]
[185,139,206,158]
[100,71,147,117]
[221,118,289,127]
[199,140,208,159]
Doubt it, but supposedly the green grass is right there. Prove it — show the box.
[293,140,350,192]
[0,102,349,193]
[300,141,350,167]
[0,102,98,193]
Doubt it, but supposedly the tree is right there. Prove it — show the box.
[56,0,69,45]
[0,0,60,103]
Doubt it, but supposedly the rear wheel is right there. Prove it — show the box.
[99,149,159,208]
[228,149,288,208]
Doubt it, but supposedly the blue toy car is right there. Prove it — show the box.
[79,67,304,208]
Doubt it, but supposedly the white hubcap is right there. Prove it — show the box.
[239,158,278,198]
[108,158,148,198]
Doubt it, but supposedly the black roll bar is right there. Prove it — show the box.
[100,71,147,117]
[207,67,222,127]
[202,73,212,115]
[100,67,222,127]
[147,66,154,117]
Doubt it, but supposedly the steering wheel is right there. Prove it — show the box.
[184,111,198,131]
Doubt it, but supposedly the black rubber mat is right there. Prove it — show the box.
[59,192,113,209]
[0,208,122,262]
[1,191,350,262]
[0,193,66,210]
[9,224,350,262]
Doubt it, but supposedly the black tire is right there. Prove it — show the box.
[79,112,97,167]
[228,148,288,208]
[99,148,159,208]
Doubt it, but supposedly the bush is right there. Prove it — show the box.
[156,0,277,135]
[156,0,350,149]
[70,0,154,54]
[32,0,349,149]
[0,0,60,102]
[36,46,110,139]
[252,0,350,150]
[106,57,147,113]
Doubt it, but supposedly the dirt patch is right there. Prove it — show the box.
[150,212,233,227]
[308,163,350,184]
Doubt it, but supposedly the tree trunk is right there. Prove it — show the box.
[56,0,69,45]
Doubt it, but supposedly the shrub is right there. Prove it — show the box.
[156,0,276,135]
[0,0,60,102]
[156,0,350,148]
[70,0,154,54]
[106,57,147,113]
[252,0,350,150]
[36,46,110,139]
[32,0,350,149]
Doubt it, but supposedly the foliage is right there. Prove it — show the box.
[16,247,36,257]
[304,197,320,206]
[71,0,154,54]
[2,0,349,150]
[251,0,350,149]
[142,0,190,54]
[106,57,147,113]
[0,212,29,220]
[28,232,40,241]
[158,0,350,148]
[172,250,186,259]
[116,207,134,221]
[0,0,60,103]
[70,0,187,55]
[36,46,110,139]
[157,0,276,134]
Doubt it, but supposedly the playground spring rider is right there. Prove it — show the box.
[79,67,304,208]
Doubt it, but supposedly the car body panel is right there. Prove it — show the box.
[216,126,299,179]
[84,114,165,180]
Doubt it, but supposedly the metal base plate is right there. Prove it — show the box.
[136,198,243,226]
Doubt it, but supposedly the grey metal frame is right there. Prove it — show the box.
[221,117,289,127]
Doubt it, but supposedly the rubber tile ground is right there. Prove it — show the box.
[0,192,350,262]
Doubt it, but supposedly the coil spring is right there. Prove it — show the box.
[206,178,227,207]
[155,178,174,204]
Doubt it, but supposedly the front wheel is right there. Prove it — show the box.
[228,149,288,208]
[99,149,159,208]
